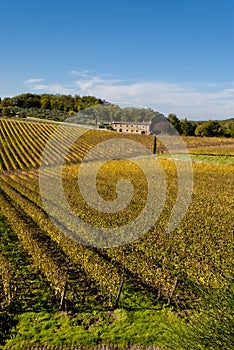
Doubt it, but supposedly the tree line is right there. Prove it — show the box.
[167,114,234,137]
[0,94,233,137]
[0,93,103,111]
[0,93,103,121]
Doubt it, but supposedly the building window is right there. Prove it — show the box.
[126,129,128,132]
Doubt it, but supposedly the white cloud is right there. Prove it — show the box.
[24,78,44,84]
[75,75,122,91]
[70,70,91,77]
[32,83,74,95]
[23,78,74,95]
[73,77,234,120]
[22,74,234,120]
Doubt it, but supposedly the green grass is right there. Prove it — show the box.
[166,283,234,350]
[3,283,234,350]
[3,308,178,349]
[158,153,234,165]
[0,214,57,346]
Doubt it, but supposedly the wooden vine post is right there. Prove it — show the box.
[113,279,124,310]
[60,281,68,311]
[153,135,157,155]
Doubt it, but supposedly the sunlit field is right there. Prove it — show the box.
[0,118,233,349]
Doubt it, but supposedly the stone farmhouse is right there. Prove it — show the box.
[112,121,151,135]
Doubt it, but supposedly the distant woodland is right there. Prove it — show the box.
[0,93,233,137]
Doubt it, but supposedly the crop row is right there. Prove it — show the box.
[0,176,123,298]
[0,250,13,305]
[0,192,69,294]
[44,159,234,304]
[0,167,179,303]
[2,158,233,308]
[0,118,233,309]
[2,119,233,173]
[0,119,165,172]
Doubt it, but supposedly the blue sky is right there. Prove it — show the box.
[0,0,233,120]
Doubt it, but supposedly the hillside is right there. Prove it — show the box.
[0,119,233,349]
[1,93,233,137]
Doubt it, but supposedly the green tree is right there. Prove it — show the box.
[2,107,13,116]
[220,119,234,137]
[40,94,52,109]
[2,97,12,107]
[167,113,181,134]
[180,119,196,136]
[195,120,224,137]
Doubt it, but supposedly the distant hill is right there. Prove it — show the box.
[0,93,103,121]
[0,93,233,137]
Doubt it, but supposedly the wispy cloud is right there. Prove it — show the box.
[75,76,122,91]
[70,70,90,77]
[33,84,74,95]
[24,79,74,95]
[23,73,234,120]
[73,75,234,120]
[24,78,44,84]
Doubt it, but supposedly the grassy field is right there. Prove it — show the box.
[158,153,234,165]
[0,119,233,349]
